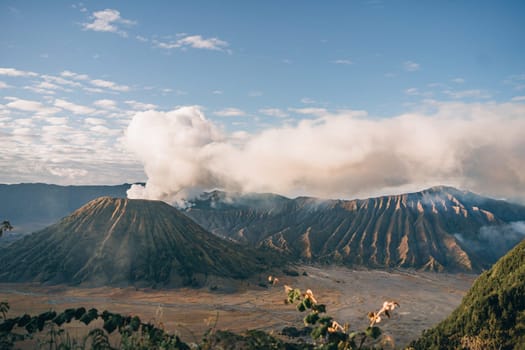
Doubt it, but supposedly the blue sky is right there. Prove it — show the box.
[1,1,525,202]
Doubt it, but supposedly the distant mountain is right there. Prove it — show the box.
[185,186,525,272]
[0,183,132,235]
[0,197,276,287]
[410,237,525,349]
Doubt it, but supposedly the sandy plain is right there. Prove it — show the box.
[0,265,476,349]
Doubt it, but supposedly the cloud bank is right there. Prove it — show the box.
[125,101,525,205]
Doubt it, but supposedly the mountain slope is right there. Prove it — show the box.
[186,187,525,272]
[0,183,132,234]
[409,238,525,349]
[0,197,276,287]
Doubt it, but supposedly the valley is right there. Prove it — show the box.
[0,266,476,348]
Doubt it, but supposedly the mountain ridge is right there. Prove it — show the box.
[185,186,525,272]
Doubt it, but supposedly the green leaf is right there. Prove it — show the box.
[38,311,57,322]
[130,315,141,332]
[365,326,382,339]
[311,326,323,339]
[74,307,86,319]
[17,314,31,327]
[313,304,327,313]
[304,312,320,325]
[25,318,39,333]
[53,312,67,326]
[0,318,16,332]
[63,308,76,322]
[287,288,302,303]
[79,308,98,325]
[297,302,306,312]
[348,331,360,339]
[319,316,333,325]
[303,297,312,309]
[103,318,118,334]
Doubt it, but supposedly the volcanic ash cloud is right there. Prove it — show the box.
[125,102,525,205]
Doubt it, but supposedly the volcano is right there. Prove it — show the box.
[0,197,276,287]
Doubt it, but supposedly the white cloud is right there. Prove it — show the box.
[60,70,89,80]
[405,88,419,96]
[54,99,96,115]
[48,167,88,179]
[0,81,10,89]
[12,127,33,136]
[14,118,34,127]
[83,87,105,94]
[82,8,136,37]
[44,117,68,125]
[259,108,289,118]
[24,85,56,95]
[403,60,420,72]
[84,117,106,125]
[511,95,525,102]
[90,79,130,92]
[442,89,491,99]
[212,90,223,95]
[5,97,59,116]
[404,88,432,98]
[289,107,328,116]
[89,125,120,136]
[93,99,118,109]
[452,77,465,84]
[332,59,353,65]
[178,35,228,50]
[214,108,246,117]
[504,73,525,90]
[124,100,157,110]
[37,81,62,90]
[154,34,229,51]
[41,75,82,87]
[0,67,38,77]
[300,97,316,104]
[24,80,74,95]
[125,102,525,205]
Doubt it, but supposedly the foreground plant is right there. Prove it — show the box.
[283,285,399,349]
[0,302,189,350]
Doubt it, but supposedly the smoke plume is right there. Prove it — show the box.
[455,221,525,262]
[125,101,525,205]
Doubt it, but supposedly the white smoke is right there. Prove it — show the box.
[454,221,525,261]
[125,101,525,205]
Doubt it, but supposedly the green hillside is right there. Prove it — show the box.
[410,238,525,349]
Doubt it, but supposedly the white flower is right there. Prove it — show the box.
[304,289,318,304]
